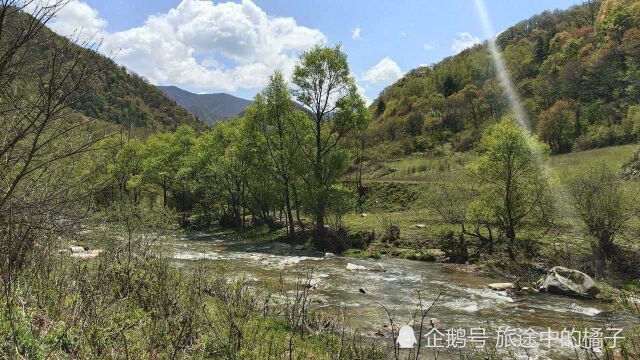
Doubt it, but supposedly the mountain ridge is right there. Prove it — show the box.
[367,0,640,156]
[158,86,252,125]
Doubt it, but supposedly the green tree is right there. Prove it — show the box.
[246,72,303,236]
[470,117,552,259]
[109,138,145,204]
[291,45,368,247]
[192,120,246,228]
[142,125,196,213]
[536,100,578,154]
[568,164,635,276]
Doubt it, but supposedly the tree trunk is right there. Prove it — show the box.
[292,184,304,230]
[313,113,326,247]
[284,180,295,238]
[506,227,516,260]
[314,203,327,249]
[163,187,167,208]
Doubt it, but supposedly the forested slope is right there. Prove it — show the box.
[19,10,204,132]
[369,0,640,156]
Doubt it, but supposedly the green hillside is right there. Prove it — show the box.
[16,11,204,132]
[368,0,640,157]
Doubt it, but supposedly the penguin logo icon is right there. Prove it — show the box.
[397,325,417,349]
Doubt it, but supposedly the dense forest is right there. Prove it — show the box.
[368,0,640,156]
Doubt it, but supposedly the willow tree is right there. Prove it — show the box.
[291,45,368,247]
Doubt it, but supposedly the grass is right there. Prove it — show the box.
[2,251,386,359]
[548,144,638,181]
[360,150,474,183]
[345,144,640,267]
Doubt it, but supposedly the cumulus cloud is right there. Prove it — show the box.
[451,32,480,54]
[362,57,403,85]
[47,0,107,43]
[351,26,361,40]
[47,0,326,92]
[355,82,371,106]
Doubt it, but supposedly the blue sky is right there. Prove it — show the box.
[49,0,584,102]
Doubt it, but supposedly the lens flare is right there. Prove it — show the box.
[474,0,578,223]
[474,0,532,134]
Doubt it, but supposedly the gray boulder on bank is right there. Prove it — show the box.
[537,266,599,299]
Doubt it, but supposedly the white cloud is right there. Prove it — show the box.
[351,26,361,40]
[423,42,434,50]
[355,82,371,106]
[47,0,107,43]
[47,0,326,92]
[451,32,480,54]
[362,57,403,85]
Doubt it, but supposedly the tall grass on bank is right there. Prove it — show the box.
[0,249,385,359]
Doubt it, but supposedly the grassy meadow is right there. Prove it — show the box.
[339,144,640,277]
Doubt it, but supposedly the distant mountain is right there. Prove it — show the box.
[158,86,252,125]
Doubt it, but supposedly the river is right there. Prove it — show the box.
[168,232,636,359]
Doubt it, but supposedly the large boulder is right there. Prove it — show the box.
[537,266,599,299]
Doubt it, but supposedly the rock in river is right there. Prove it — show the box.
[346,263,367,271]
[369,263,386,272]
[324,252,336,258]
[488,282,515,291]
[537,266,599,299]
[69,245,86,253]
[71,249,105,259]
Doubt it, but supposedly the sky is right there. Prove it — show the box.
[46,0,585,103]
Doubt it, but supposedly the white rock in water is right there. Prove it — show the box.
[294,245,305,250]
[324,252,336,258]
[71,249,104,259]
[397,325,417,349]
[69,245,85,253]
[488,282,515,291]
[369,263,385,272]
[360,213,368,217]
[415,224,426,228]
[346,263,367,271]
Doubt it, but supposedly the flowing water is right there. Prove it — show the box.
[168,232,636,359]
